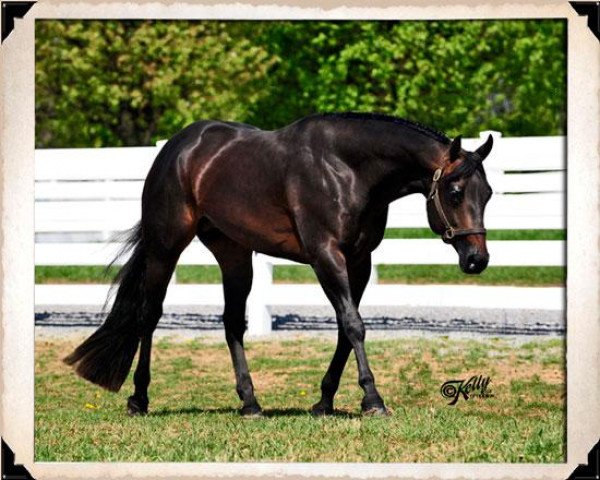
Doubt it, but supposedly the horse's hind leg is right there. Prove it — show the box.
[127,223,195,415]
[198,227,262,416]
[126,250,178,415]
[311,255,372,415]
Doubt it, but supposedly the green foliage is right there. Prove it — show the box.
[36,21,274,147]
[36,19,566,147]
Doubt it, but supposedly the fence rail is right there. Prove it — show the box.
[35,131,566,334]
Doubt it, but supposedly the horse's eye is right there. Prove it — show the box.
[449,187,464,206]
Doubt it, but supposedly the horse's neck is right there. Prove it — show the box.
[334,124,441,205]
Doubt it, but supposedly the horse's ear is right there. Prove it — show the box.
[448,135,462,162]
[475,134,494,161]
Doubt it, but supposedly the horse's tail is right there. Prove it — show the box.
[64,223,145,392]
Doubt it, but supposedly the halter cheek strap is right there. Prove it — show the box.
[427,168,487,243]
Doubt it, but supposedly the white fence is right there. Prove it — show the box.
[34,132,566,334]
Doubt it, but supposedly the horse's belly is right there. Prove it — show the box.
[204,204,308,263]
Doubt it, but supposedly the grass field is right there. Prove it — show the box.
[35,335,565,463]
[34,229,566,287]
[382,228,565,241]
[35,264,565,287]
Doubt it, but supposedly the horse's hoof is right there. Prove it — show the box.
[240,405,263,418]
[362,406,391,417]
[127,396,148,416]
[310,402,334,416]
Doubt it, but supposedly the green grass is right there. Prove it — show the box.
[376,265,565,286]
[273,265,318,283]
[35,229,566,286]
[34,265,120,284]
[384,228,566,241]
[35,336,565,463]
[177,265,222,284]
[36,264,565,287]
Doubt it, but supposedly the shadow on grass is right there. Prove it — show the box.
[264,408,360,419]
[149,406,238,417]
[149,406,360,418]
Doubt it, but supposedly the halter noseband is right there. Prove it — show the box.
[427,168,487,244]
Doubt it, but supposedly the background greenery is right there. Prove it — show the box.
[35,19,566,148]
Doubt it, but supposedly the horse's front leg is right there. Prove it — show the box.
[312,247,388,415]
[311,255,373,415]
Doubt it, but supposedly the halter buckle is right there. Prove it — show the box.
[428,168,443,200]
[443,228,455,241]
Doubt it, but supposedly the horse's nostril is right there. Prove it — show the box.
[465,253,488,274]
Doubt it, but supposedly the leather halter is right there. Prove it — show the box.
[427,168,487,243]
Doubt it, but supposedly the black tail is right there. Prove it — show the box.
[64,223,145,392]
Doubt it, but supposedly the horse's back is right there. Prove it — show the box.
[137,119,306,259]
[145,120,262,186]
[139,115,389,264]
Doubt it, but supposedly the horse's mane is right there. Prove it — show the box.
[317,112,487,180]
[321,112,451,145]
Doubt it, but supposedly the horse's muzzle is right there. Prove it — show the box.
[460,252,489,274]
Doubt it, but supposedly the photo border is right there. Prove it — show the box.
[1,1,599,478]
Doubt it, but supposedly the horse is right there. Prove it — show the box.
[64,112,494,417]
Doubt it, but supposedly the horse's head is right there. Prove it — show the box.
[426,134,494,274]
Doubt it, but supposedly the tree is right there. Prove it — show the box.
[36,20,274,147]
[248,20,565,137]
[35,19,566,147]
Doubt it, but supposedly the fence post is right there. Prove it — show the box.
[479,130,502,143]
[102,179,113,242]
[369,264,378,284]
[247,254,273,335]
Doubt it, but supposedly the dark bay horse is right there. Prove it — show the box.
[65,112,494,416]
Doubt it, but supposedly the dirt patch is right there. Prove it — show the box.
[484,353,564,386]
[252,370,291,391]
